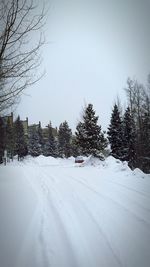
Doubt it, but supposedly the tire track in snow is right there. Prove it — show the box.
[23,166,52,267]
[99,175,150,200]
[40,168,122,267]
[14,166,50,267]
[35,168,78,267]
[58,174,124,267]
[72,172,150,215]
[22,162,150,267]
[64,174,150,230]
[59,171,150,267]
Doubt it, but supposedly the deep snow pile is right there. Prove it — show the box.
[0,156,150,267]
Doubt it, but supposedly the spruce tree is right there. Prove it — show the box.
[58,121,72,158]
[75,104,107,158]
[0,116,5,163]
[44,122,56,157]
[122,107,136,168]
[107,104,124,160]
[28,126,41,157]
[71,135,79,157]
[14,116,28,160]
[37,121,44,154]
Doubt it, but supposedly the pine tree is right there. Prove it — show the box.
[14,116,28,160]
[75,104,107,158]
[0,116,5,163]
[71,135,79,157]
[122,107,136,168]
[37,121,44,154]
[5,117,14,160]
[28,126,41,157]
[58,121,72,158]
[44,122,56,157]
[107,104,124,160]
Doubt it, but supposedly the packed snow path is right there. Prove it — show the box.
[0,156,150,267]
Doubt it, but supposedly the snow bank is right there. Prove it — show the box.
[132,168,147,179]
[104,156,131,173]
[27,155,59,166]
[77,155,132,174]
[7,155,149,179]
[81,155,105,167]
[30,155,75,166]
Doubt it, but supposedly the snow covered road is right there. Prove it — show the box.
[0,156,150,267]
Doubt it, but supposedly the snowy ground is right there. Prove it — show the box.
[0,156,150,267]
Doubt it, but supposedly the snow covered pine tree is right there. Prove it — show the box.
[28,126,42,157]
[14,116,28,160]
[75,103,107,158]
[44,122,56,157]
[107,104,124,160]
[58,121,72,158]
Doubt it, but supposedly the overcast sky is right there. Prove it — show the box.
[16,0,150,131]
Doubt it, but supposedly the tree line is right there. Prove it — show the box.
[0,104,107,163]
[108,76,150,173]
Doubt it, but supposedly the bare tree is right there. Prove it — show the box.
[125,78,137,116]
[125,78,147,123]
[124,77,150,170]
[0,0,46,113]
[145,73,150,115]
[115,95,123,117]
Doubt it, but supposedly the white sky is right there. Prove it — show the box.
[16,0,150,132]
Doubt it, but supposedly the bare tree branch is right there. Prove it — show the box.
[0,0,46,113]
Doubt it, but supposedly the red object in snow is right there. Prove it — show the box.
[75,156,84,163]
